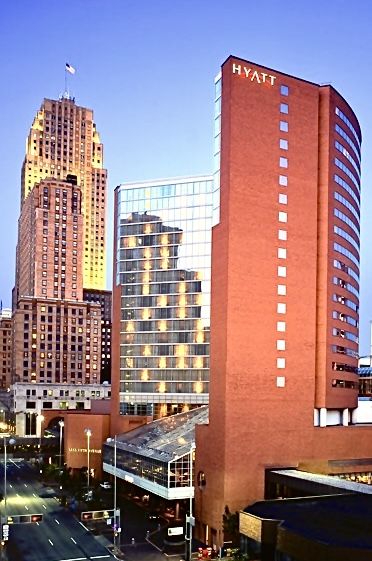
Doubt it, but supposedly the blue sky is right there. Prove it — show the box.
[1,0,372,353]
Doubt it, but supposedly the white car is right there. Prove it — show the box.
[100,482,112,489]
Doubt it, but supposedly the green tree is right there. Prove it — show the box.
[222,505,240,547]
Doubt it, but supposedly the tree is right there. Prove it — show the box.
[222,505,240,547]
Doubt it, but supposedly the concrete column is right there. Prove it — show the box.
[16,412,26,437]
[319,408,327,427]
[342,408,349,426]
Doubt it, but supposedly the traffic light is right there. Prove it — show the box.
[31,515,43,523]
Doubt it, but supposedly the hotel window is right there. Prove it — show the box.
[278,266,287,277]
[280,103,289,114]
[278,212,287,223]
[279,175,288,186]
[279,157,288,168]
[277,303,286,314]
[280,85,289,96]
[279,194,287,204]
[277,321,286,332]
[277,358,286,369]
[278,248,287,259]
[278,229,287,240]
[277,284,287,296]
[277,340,286,350]
[279,139,288,150]
[280,121,289,132]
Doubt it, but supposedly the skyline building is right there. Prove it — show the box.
[195,56,368,546]
[12,178,101,387]
[111,176,213,421]
[0,308,12,390]
[19,95,107,290]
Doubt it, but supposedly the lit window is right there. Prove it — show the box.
[279,193,287,204]
[280,103,289,114]
[279,157,288,168]
[279,175,288,186]
[280,139,288,150]
[278,248,287,259]
[277,340,286,350]
[276,376,286,387]
[277,321,286,332]
[278,211,287,223]
[280,85,289,96]
[280,121,288,132]
[278,266,287,277]
[278,229,287,240]
[277,303,286,314]
[277,284,286,296]
[277,357,286,368]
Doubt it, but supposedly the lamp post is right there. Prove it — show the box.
[38,414,45,450]
[185,443,195,561]
[1,434,15,558]
[58,420,64,469]
[84,428,92,496]
[106,436,119,554]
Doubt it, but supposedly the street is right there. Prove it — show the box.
[1,460,117,561]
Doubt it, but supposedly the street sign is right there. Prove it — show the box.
[2,524,9,541]
[168,526,184,536]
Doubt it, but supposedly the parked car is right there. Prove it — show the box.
[100,482,112,489]
[148,511,160,520]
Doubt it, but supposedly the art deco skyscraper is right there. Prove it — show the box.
[20,96,107,290]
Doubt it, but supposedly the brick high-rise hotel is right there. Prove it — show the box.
[195,57,372,544]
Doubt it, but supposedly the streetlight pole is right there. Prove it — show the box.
[58,420,64,469]
[1,434,15,559]
[38,414,44,450]
[186,443,195,561]
[84,429,92,496]
[113,435,118,553]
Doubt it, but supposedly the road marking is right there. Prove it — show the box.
[16,493,20,497]
[24,483,28,487]
[70,537,77,544]
[24,505,29,511]
[48,539,54,546]
[42,504,47,509]
[33,493,36,497]
[78,521,88,531]
[9,459,21,469]
[55,519,60,525]
[36,522,39,526]
[9,484,12,488]
[91,556,111,559]
[59,558,87,561]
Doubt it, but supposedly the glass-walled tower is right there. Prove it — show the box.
[113,176,213,419]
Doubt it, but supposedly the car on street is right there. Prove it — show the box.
[100,481,112,489]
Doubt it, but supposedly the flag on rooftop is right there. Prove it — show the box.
[65,63,76,75]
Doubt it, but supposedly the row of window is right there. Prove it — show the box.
[334,174,360,208]
[334,225,359,254]
[332,327,358,343]
[334,242,359,268]
[335,124,361,164]
[335,107,361,149]
[334,158,360,191]
[334,208,359,239]
[333,277,359,299]
[335,140,360,177]
[333,258,359,284]
[276,97,288,380]
[334,192,359,223]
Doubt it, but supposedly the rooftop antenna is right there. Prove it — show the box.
[61,62,76,101]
